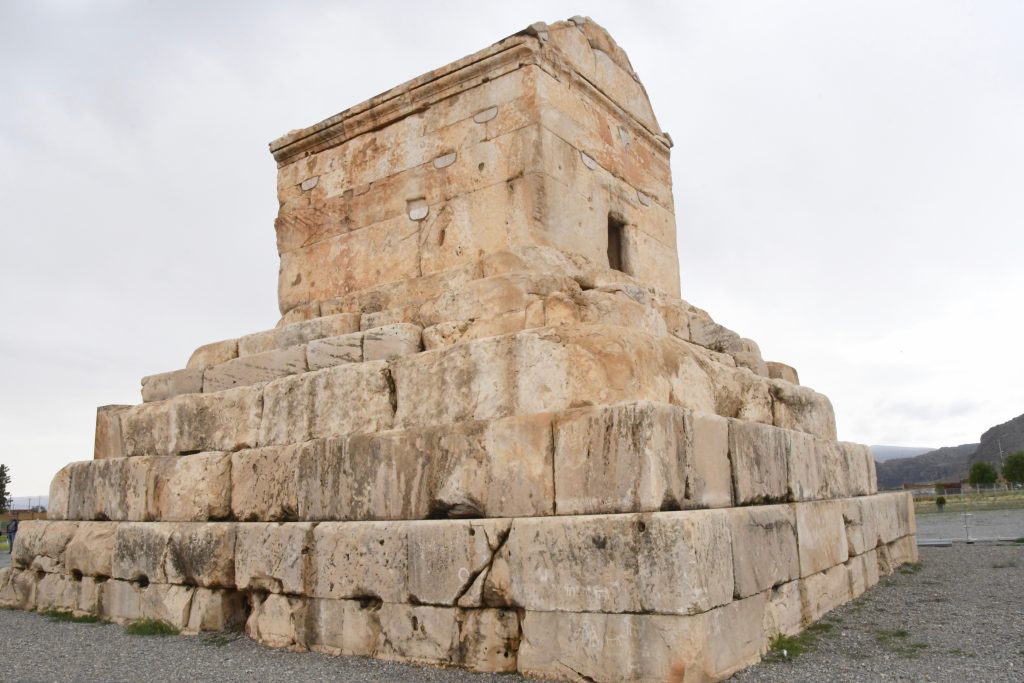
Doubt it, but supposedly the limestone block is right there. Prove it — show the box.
[306,331,363,370]
[246,592,308,650]
[687,412,733,509]
[699,592,771,680]
[231,444,308,521]
[795,500,849,577]
[203,345,308,393]
[891,535,918,565]
[47,463,73,520]
[706,362,774,426]
[770,380,837,441]
[763,579,803,637]
[319,260,482,320]
[800,563,850,622]
[79,458,148,521]
[406,519,510,606]
[141,368,204,402]
[185,587,247,633]
[362,323,422,361]
[840,442,872,496]
[728,505,799,598]
[120,385,262,457]
[276,301,322,328]
[416,272,579,328]
[187,338,239,370]
[766,361,799,385]
[577,286,671,337]
[258,361,394,446]
[892,491,916,536]
[278,214,421,313]
[841,498,872,556]
[552,402,686,515]
[818,441,852,500]
[234,522,314,595]
[35,572,78,612]
[76,575,103,614]
[863,494,900,547]
[0,568,37,611]
[519,608,699,682]
[102,580,196,628]
[299,414,553,521]
[312,522,408,603]
[237,313,360,357]
[94,404,130,459]
[845,552,874,600]
[165,523,236,588]
[786,430,822,502]
[490,510,733,615]
[113,522,173,583]
[392,325,720,431]
[728,419,790,504]
[149,452,232,522]
[306,599,519,671]
[64,522,116,578]
[11,520,78,573]
[361,305,419,330]
[866,451,878,495]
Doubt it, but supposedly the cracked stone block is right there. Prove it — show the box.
[238,313,360,357]
[799,562,850,623]
[113,522,173,583]
[164,523,237,588]
[311,522,408,603]
[149,452,232,522]
[406,519,511,606]
[687,411,733,509]
[11,520,78,573]
[47,464,73,520]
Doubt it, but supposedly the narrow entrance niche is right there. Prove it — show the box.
[607,213,627,273]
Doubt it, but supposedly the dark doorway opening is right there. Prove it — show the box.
[607,214,626,273]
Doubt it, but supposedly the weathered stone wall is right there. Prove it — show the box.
[2,17,915,683]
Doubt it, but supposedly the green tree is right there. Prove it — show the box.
[1003,452,1024,485]
[0,464,11,514]
[968,461,998,487]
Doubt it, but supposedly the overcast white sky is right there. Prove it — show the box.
[2,1,1022,496]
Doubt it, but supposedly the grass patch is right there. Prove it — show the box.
[874,629,929,659]
[992,558,1019,569]
[41,609,107,624]
[947,647,976,658]
[125,619,179,637]
[764,622,835,662]
[201,631,241,647]
[898,562,923,575]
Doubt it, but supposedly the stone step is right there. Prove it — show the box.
[143,258,804,406]
[17,496,915,609]
[61,402,874,523]
[141,322,423,403]
[1,511,917,679]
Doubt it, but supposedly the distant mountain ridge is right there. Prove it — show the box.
[870,445,935,463]
[874,411,1024,489]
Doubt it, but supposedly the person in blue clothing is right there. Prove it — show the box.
[6,513,18,553]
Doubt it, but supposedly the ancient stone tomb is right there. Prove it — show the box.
[1,17,916,683]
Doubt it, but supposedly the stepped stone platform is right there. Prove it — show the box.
[0,17,915,683]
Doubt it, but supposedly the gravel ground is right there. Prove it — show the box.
[731,542,1024,682]
[3,544,1022,682]
[915,508,1024,541]
[0,608,555,683]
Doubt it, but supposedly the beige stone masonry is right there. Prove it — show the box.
[238,313,361,357]
[203,345,308,394]
[258,360,394,446]
[120,385,262,457]
[94,404,130,459]
[141,368,204,403]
